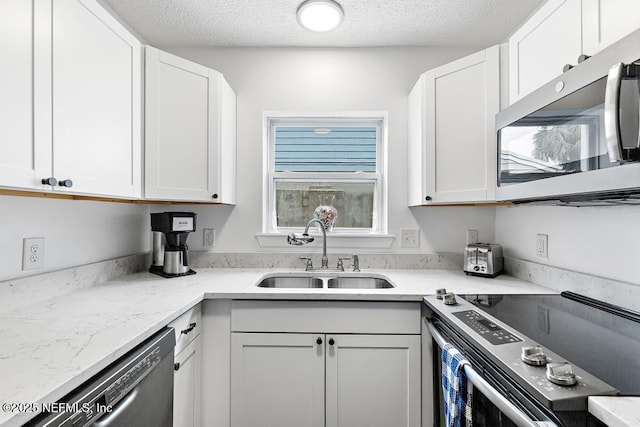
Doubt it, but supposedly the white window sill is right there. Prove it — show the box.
[255,232,396,249]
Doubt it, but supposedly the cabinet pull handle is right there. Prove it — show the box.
[328,338,335,346]
[59,179,73,188]
[174,363,180,371]
[181,322,197,335]
[41,177,58,186]
[316,337,323,345]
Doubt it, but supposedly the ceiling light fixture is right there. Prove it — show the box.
[297,0,344,32]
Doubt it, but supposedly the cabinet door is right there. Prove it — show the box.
[582,0,640,55]
[231,333,325,427]
[325,334,421,427]
[174,334,202,427]
[145,46,217,201]
[425,46,499,203]
[0,0,50,189]
[509,0,582,103]
[212,76,237,204]
[51,0,141,197]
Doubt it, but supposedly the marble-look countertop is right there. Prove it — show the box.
[589,397,640,427]
[0,267,606,426]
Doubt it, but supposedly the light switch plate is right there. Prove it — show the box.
[400,229,420,248]
[466,229,479,244]
[23,237,45,270]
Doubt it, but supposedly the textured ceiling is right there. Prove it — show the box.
[102,0,545,48]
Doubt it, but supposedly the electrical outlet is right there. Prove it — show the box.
[466,229,479,244]
[536,234,548,258]
[23,237,45,270]
[203,228,215,247]
[400,229,420,248]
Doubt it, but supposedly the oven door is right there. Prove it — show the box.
[427,321,561,427]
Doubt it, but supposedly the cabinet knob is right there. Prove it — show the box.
[577,54,590,64]
[562,63,574,73]
[316,337,323,345]
[174,362,180,371]
[425,196,432,201]
[41,177,58,186]
[328,338,335,346]
[212,193,219,199]
[59,179,73,188]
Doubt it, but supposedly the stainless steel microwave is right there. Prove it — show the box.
[496,28,640,205]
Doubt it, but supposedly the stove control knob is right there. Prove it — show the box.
[443,293,457,305]
[521,346,548,366]
[435,288,447,299]
[546,362,577,386]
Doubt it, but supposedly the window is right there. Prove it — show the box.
[263,113,387,237]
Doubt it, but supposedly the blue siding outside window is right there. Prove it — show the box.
[275,127,377,172]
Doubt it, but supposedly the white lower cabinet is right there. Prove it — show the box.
[174,335,202,427]
[169,305,202,427]
[231,332,420,427]
[229,301,421,427]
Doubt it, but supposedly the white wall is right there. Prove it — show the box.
[167,46,496,254]
[0,196,150,281]
[495,205,640,285]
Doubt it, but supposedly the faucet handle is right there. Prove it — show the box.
[337,257,352,271]
[351,254,360,272]
[300,257,313,271]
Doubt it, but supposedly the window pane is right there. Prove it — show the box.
[275,181,374,229]
[275,127,376,172]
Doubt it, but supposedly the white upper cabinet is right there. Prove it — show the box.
[408,46,500,205]
[0,0,48,190]
[145,47,237,203]
[582,0,640,55]
[51,0,142,197]
[508,0,582,104]
[0,0,142,198]
[509,0,640,104]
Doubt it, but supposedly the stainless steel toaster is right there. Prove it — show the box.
[464,243,503,277]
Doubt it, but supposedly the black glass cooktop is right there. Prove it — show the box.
[459,292,640,395]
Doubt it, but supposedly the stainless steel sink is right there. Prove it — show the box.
[256,274,394,289]
[327,277,394,289]
[256,276,323,288]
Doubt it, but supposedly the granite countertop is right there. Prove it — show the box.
[589,397,640,427]
[0,267,621,426]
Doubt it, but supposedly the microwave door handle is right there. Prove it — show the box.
[605,62,624,163]
[426,321,558,427]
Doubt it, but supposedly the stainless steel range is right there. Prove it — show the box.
[424,291,640,426]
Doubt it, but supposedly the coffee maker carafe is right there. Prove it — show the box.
[150,212,197,278]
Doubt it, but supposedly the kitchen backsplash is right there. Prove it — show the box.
[188,251,464,270]
[505,257,640,312]
[0,253,150,314]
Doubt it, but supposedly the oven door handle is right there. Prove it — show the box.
[427,321,558,427]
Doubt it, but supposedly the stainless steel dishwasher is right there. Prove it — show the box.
[27,327,175,427]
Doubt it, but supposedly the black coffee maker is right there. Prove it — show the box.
[150,212,197,278]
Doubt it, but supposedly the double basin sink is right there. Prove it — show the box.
[257,273,394,289]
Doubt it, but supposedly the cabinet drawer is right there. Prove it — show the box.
[168,304,202,354]
[231,301,421,334]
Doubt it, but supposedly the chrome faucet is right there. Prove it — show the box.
[287,218,329,269]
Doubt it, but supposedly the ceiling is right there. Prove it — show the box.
[102,0,546,48]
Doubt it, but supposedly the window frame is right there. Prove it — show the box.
[262,111,388,237]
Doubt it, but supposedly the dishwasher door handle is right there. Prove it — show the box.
[427,321,558,427]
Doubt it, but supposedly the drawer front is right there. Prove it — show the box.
[231,301,421,334]
[168,303,202,354]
